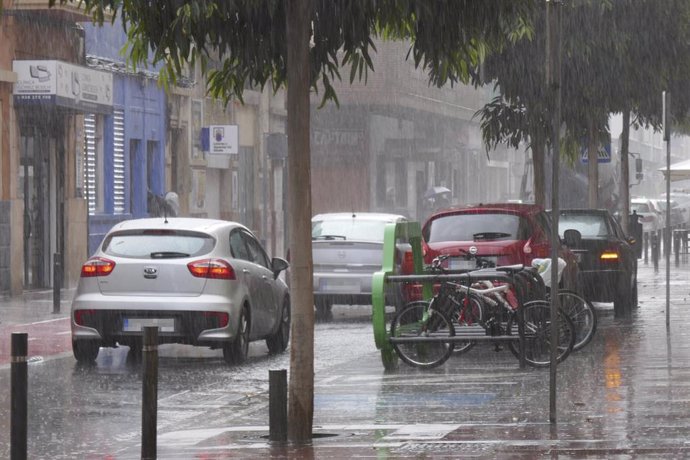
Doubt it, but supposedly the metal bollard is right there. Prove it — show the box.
[644,233,649,264]
[269,369,288,442]
[659,229,671,257]
[675,230,680,266]
[652,233,659,272]
[11,333,28,460]
[141,327,158,460]
[53,253,62,314]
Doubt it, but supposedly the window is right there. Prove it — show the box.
[102,230,215,259]
[113,110,126,214]
[424,213,527,243]
[558,213,610,238]
[243,232,270,268]
[84,114,104,214]
[230,230,251,261]
[312,218,391,242]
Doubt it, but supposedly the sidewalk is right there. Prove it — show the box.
[150,258,690,458]
[0,288,72,327]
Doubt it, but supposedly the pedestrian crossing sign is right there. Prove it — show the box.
[581,144,611,164]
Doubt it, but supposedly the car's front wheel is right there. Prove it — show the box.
[224,306,249,365]
[72,340,100,364]
[267,297,290,354]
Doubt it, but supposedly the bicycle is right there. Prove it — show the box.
[451,251,596,353]
[524,259,597,351]
[390,257,576,368]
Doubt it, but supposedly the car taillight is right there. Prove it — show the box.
[187,259,236,280]
[74,309,95,326]
[203,311,229,328]
[600,250,620,261]
[81,257,116,277]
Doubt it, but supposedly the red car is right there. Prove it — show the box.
[403,203,580,301]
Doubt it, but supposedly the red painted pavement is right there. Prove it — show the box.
[0,318,71,366]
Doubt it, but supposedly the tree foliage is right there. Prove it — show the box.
[472,0,690,208]
[55,0,536,105]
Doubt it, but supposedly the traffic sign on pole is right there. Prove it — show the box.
[580,143,611,164]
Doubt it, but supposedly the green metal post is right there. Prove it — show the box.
[372,221,431,370]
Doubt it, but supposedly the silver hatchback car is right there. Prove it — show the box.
[71,217,290,365]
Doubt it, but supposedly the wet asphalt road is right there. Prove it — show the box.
[2,259,690,458]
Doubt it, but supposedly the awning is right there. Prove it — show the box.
[659,158,690,182]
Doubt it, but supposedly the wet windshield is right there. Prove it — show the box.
[102,230,215,258]
[425,214,526,242]
[559,214,609,237]
[311,219,389,242]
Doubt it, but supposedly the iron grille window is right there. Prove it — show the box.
[84,114,97,214]
[113,109,125,214]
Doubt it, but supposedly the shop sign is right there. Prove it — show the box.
[12,60,113,114]
[208,125,239,155]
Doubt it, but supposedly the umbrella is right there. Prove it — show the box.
[424,186,451,199]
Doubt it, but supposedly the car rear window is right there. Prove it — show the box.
[312,219,390,242]
[631,202,650,213]
[102,230,215,259]
[424,213,529,242]
[559,214,609,237]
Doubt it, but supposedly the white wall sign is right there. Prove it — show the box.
[210,125,239,155]
[12,60,113,114]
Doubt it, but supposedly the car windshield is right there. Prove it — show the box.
[425,213,528,242]
[312,219,389,242]
[102,229,215,259]
[559,214,609,237]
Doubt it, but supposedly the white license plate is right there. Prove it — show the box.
[448,258,476,270]
[123,318,175,333]
[321,279,361,293]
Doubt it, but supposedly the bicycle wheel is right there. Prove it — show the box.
[554,290,597,351]
[390,301,455,369]
[506,300,575,367]
[449,292,484,354]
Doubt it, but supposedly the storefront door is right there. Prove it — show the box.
[20,118,63,289]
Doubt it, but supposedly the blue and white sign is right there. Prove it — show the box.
[13,60,113,114]
[581,143,611,164]
[209,125,239,155]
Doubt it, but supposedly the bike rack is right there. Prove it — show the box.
[372,221,531,370]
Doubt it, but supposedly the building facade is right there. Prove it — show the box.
[83,22,167,255]
[0,2,103,295]
[310,40,527,223]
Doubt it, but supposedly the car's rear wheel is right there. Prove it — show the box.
[224,306,249,365]
[267,297,290,354]
[72,340,100,364]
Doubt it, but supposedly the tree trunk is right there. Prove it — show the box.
[286,0,314,443]
[532,138,546,208]
[587,119,599,208]
[620,110,631,231]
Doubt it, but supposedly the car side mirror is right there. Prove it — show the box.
[563,229,582,248]
[272,257,289,279]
